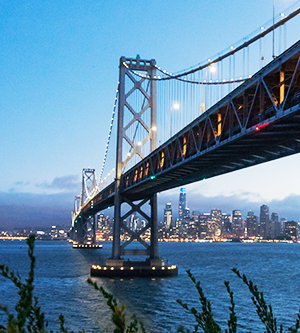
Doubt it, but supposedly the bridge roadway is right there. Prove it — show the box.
[79,39,300,217]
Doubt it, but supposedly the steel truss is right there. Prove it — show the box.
[74,215,96,244]
[80,168,96,206]
[122,40,300,199]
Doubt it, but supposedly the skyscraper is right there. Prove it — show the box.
[221,213,232,235]
[178,188,186,221]
[270,212,281,238]
[178,188,187,232]
[232,210,242,236]
[260,204,270,239]
[246,210,258,237]
[211,209,222,226]
[284,220,298,240]
[210,209,222,237]
[97,213,105,230]
[164,203,172,230]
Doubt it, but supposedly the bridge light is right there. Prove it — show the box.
[255,126,260,131]
[209,65,216,73]
[172,102,180,110]
[150,176,155,180]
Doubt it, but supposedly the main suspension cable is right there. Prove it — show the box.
[95,83,119,192]
[129,6,300,84]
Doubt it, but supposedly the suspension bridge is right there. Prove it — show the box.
[70,5,300,277]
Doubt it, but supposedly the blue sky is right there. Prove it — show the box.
[1,0,300,229]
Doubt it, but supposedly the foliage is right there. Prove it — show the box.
[87,279,146,333]
[0,235,45,333]
[176,268,300,333]
[1,236,300,333]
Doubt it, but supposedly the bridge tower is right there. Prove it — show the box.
[107,55,161,266]
[74,168,97,244]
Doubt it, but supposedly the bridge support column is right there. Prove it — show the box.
[75,215,84,243]
[150,193,159,259]
[112,178,121,259]
[74,214,96,245]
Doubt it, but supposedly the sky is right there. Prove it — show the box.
[1,0,300,230]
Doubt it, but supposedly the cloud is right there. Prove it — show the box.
[0,191,75,230]
[15,181,31,186]
[1,186,299,231]
[36,175,80,192]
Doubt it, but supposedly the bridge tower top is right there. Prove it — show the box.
[116,55,157,180]
[80,168,96,207]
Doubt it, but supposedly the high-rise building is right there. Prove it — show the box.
[211,209,222,226]
[280,218,287,235]
[260,204,270,239]
[164,203,172,230]
[178,188,186,221]
[221,213,232,235]
[209,209,222,237]
[270,212,281,238]
[129,213,139,231]
[192,211,200,222]
[178,188,190,234]
[198,215,208,239]
[284,220,298,240]
[232,210,242,236]
[246,210,258,237]
[97,213,105,230]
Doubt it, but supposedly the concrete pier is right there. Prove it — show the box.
[73,243,103,249]
[90,259,178,278]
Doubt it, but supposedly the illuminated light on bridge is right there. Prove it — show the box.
[255,123,270,131]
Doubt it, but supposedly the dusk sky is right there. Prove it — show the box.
[1,0,300,229]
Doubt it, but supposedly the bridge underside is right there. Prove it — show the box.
[81,39,300,216]
[125,106,300,199]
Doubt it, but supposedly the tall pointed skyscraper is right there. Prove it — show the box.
[260,204,270,239]
[178,188,187,231]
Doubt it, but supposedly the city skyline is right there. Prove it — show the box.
[2,0,300,229]
[159,188,292,222]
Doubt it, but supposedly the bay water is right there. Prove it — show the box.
[0,240,299,332]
